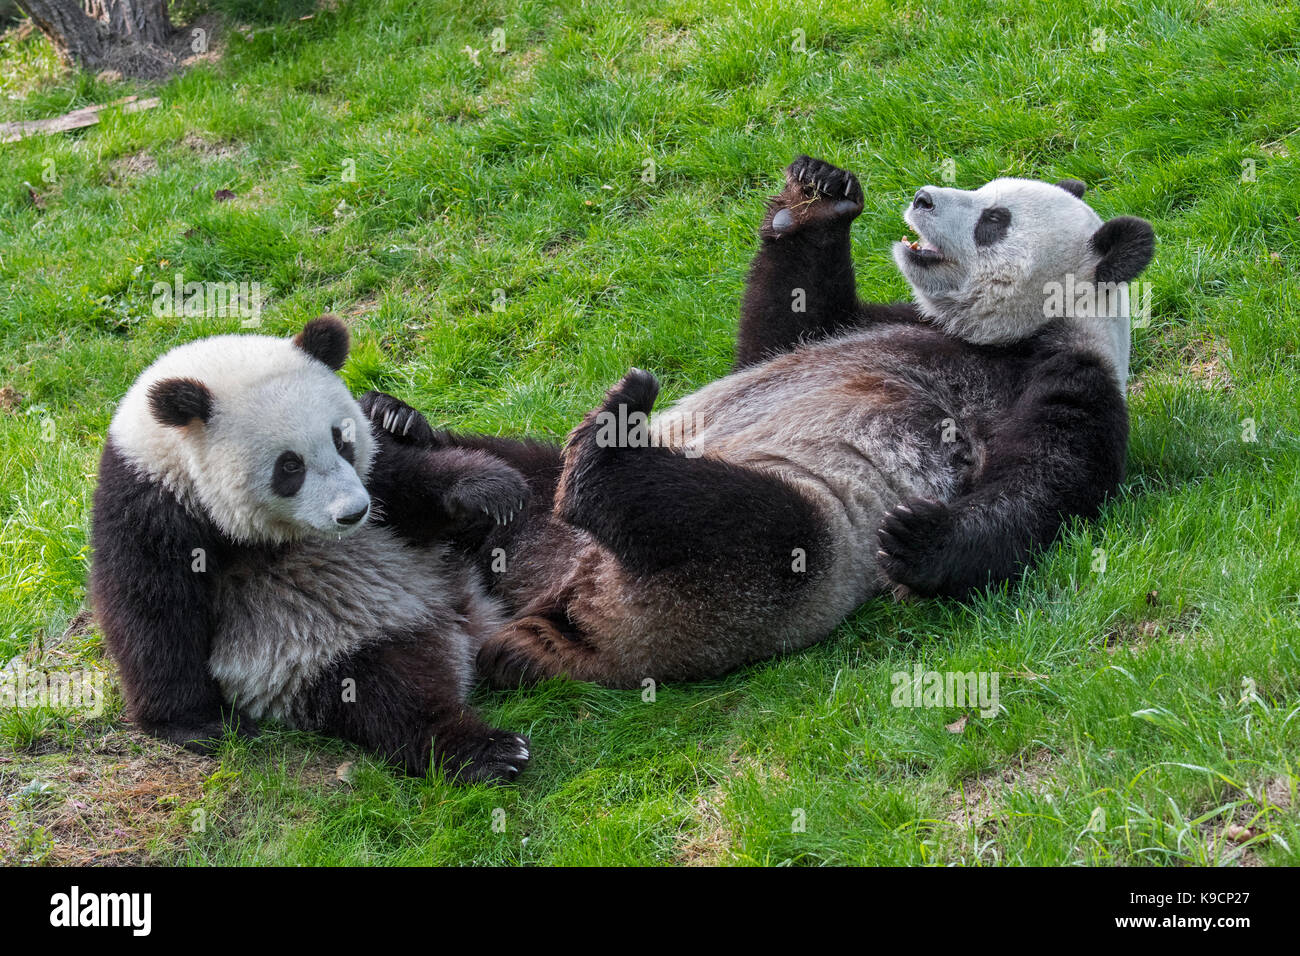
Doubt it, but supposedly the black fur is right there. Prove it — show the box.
[875,344,1128,597]
[740,157,1133,599]
[271,450,306,497]
[91,440,254,753]
[358,389,563,584]
[1055,178,1087,198]
[148,378,213,427]
[973,206,1011,247]
[736,156,920,368]
[293,314,350,371]
[1092,216,1156,284]
[297,635,527,780]
[556,368,831,582]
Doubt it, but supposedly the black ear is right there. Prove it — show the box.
[1055,179,1086,199]
[293,315,349,371]
[1091,216,1156,284]
[149,378,213,427]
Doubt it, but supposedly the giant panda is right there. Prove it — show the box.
[90,316,533,781]
[448,156,1156,688]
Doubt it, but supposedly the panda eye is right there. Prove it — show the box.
[272,451,306,497]
[974,206,1012,247]
[331,425,355,465]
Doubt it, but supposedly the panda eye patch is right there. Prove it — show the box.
[974,206,1012,247]
[272,450,306,497]
[331,425,355,465]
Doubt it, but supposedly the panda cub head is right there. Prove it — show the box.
[110,316,375,545]
[894,178,1154,384]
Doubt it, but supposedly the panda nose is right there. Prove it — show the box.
[336,505,369,527]
[912,188,935,211]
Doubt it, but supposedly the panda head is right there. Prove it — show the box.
[893,177,1154,383]
[110,316,376,545]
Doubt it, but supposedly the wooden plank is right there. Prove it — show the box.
[0,95,161,144]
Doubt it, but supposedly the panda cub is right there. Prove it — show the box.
[471,156,1155,687]
[91,316,532,782]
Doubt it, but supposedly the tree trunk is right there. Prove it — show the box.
[16,0,176,78]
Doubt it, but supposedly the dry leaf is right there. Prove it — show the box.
[946,714,968,734]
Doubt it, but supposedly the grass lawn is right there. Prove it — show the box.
[0,0,1298,866]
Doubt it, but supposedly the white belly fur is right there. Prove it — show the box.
[208,526,501,723]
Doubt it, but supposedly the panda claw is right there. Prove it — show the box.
[402,412,414,436]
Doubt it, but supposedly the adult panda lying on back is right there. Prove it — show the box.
[372,158,1156,688]
[91,316,532,781]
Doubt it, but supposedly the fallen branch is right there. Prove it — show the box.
[0,94,160,144]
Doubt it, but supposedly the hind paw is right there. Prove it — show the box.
[454,731,532,784]
[763,155,864,238]
[562,367,660,465]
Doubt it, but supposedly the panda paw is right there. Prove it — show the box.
[876,497,954,597]
[763,155,864,238]
[558,368,661,509]
[454,731,532,785]
[443,460,531,526]
[565,367,660,457]
[358,390,439,447]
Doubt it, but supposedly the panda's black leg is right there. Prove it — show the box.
[737,156,863,367]
[302,639,530,782]
[737,156,918,368]
[360,389,562,501]
[364,433,531,545]
[91,443,261,754]
[555,368,832,581]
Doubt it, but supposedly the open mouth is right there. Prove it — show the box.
[898,228,944,264]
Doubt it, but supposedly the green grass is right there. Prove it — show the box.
[1,0,1298,865]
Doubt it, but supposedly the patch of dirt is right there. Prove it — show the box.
[107,149,159,182]
[344,295,380,318]
[945,746,1059,834]
[181,131,245,163]
[672,752,789,865]
[639,19,698,73]
[1132,337,1234,398]
[676,788,729,866]
[1180,337,1234,392]
[0,731,210,866]
[0,385,22,412]
[1097,605,1203,655]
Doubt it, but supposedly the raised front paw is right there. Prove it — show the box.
[763,155,865,238]
[358,390,438,446]
[444,459,531,526]
[453,730,532,784]
[876,497,953,597]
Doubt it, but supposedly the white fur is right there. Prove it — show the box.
[209,526,501,722]
[109,333,376,545]
[892,178,1131,388]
